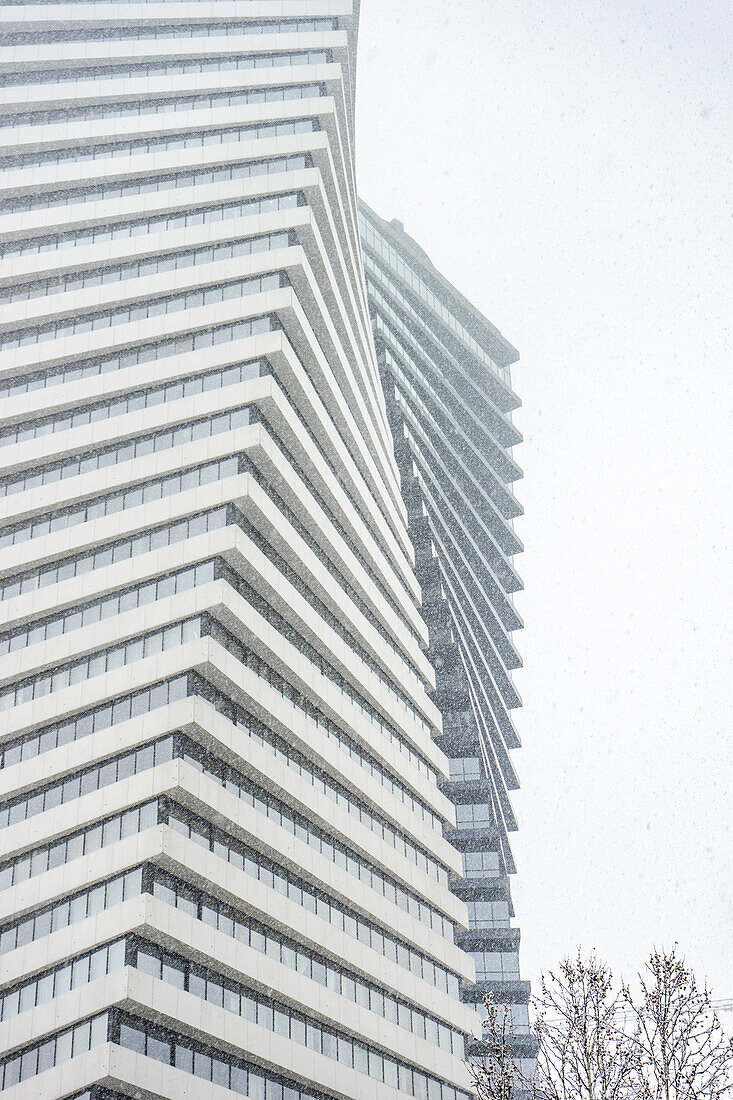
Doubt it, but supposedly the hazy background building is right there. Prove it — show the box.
[359,203,536,1082]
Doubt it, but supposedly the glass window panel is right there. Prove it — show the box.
[231,1066,248,1093]
[19,1048,38,1081]
[193,1051,212,1080]
[55,1028,73,1063]
[175,1044,193,1073]
[147,1034,171,1064]
[37,1039,55,1074]
[212,1059,229,1087]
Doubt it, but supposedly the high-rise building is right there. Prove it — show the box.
[0,4,531,1099]
[358,205,535,1083]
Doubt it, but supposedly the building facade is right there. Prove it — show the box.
[358,204,535,1080]
[0,3,530,1099]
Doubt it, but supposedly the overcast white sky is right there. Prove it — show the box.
[355,0,733,999]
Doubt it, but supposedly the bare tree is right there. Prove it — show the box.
[532,951,639,1100]
[469,993,535,1100]
[624,945,733,1100]
[467,947,731,1100]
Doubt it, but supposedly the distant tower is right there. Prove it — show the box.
[359,203,537,1082]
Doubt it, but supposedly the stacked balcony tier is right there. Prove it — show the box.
[0,6,478,1099]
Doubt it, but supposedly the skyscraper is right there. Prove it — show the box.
[358,205,536,1083]
[0,4,530,1099]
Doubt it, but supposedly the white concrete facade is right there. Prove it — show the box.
[0,5,477,1099]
